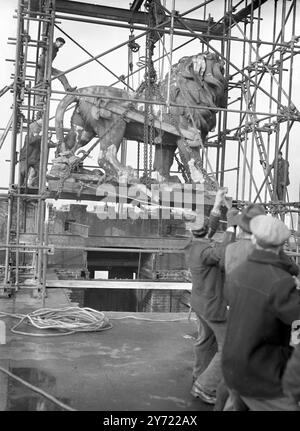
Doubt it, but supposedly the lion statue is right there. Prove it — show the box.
[53,51,227,187]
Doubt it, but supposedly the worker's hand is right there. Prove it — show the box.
[214,187,228,208]
[293,276,300,290]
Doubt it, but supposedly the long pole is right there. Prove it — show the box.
[0,116,13,151]
[48,88,295,119]
[248,0,256,202]
[219,0,232,187]
[36,2,55,292]
[4,0,25,289]
[166,0,175,113]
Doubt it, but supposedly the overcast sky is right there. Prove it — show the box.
[0,0,299,208]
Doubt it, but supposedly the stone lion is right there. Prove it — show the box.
[53,51,227,187]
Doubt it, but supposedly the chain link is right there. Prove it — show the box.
[141,2,158,183]
[149,107,154,176]
[143,102,149,177]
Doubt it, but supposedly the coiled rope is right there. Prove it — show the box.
[0,307,193,410]
[0,306,112,337]
[0,307,112,410]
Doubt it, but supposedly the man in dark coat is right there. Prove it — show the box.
[215,203,265,411]
[222,215,300,411]
[219,205,298,411]
[37,37,76,92]
[224,203,265,275]
[269,151,290,201]
[19,119,57,187]
[186,188,237,405]
[36,37,76,118]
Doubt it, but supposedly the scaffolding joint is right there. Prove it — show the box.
[21,32,31,43]
[255,123,275,134]
[290,35,300,45]
[278,105,300,122]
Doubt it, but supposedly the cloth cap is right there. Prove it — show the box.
[250,215,290,247]
[236,203,265,233]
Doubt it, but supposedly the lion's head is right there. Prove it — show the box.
[159,52,227,141]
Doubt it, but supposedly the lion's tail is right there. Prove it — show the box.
[55,93,79,145]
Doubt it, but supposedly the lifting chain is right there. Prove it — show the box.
[174,153,189,183]
[143,103,149,177]
[141,0,158,182]
[149,107,154,176]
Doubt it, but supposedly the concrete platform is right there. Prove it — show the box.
[0,289,211,411]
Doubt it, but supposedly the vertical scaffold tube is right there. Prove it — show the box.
[4,0,25,290]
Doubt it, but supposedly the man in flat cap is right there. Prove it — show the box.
[36,37,76,118]
[222,215,300,410]
[186,188,237,405]
[217,206,298,411]
[224,203,265,275]
[214,203,265,411]
[37,37,76,93]
[224,204,298,288]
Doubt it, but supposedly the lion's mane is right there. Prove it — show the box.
[159,52,227,140]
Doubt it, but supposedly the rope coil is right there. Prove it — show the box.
[0,307,112,337]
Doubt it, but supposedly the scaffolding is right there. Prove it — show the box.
[0,0,300,297]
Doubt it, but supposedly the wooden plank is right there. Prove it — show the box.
[19,233,191,250]
[106,103,201,145]
[86,237,190,249]
[46,180,215,207]
[45,280,192,291]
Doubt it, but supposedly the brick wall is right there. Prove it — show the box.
[140,290,190,313]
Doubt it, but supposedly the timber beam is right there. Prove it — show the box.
[45,279,192,290]
[130,0,145,12]
[55,0,224,35]
[231,0,269,27]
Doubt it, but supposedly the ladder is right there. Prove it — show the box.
[252,123,274,198]
[2,0,55,296]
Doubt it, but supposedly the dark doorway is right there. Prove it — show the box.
[85,250,142,311]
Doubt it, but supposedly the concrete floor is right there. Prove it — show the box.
[0,289,211,411]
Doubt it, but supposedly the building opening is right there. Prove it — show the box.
[67,250,190,313]
[85,251,142,312]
